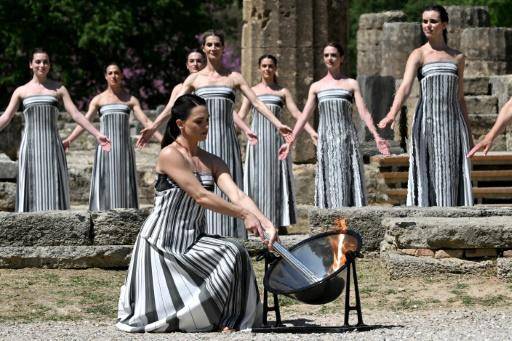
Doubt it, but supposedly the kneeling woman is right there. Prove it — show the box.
[116,94,277,333]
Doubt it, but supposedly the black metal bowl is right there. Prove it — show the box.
[263,230,361,305]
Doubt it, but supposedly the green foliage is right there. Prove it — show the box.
[0,0,235,109]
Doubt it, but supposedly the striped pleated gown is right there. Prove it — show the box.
[195,86,245,238]
[89,104,138,210]
[243,94,296,227]
[315,89,367,208]
[407,61,472,206]
[117,172,261,333]
[16,95,70,212]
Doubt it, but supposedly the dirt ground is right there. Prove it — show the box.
[0,256,511,324]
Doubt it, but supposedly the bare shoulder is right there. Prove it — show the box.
[198,148,226,174]
[453,50,465,63]
[129,95,141,107]
[345,78,360,91]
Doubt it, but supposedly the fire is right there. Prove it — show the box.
[328,219,359,273]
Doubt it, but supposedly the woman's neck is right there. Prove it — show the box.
[428,35,447,50]
[107,85,124,97]
[31,75,47,84]
[261,77,275,87]
[325,67,343,80]
[175,136,199,156]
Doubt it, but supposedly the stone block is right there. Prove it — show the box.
[381,23,422,79]
[0,245,132,269]
[497,257,512,280]
[0,154,17,180]
[470,114,505,151]
[0,211,92,246]
[464,248,498,258]
[445,6,490,28]
[0,182,15,212]
[357,75,395,140]
[461,28,512,61]
[399,248,417,256]
[357,30,383,75]
[0,113,23,160]
[503,250,512,258]
[464,77,490,95]
[383,216,512,249]
[415,248,435,257]
[292,163,315,205]
[490,75,512,109]
[92,208,152,245]
[382,251,494,278]
[358,11,406,30]
[435,249,464,259]
[465,60,512,77]
[466,95,498,117]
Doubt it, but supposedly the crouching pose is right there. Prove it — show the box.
[116,94,277,333]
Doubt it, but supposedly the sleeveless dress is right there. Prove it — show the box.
[89,103,138,210]
[16,95,70,212]
[116,172,261,333]
[194,86,245,239]
[407,61,473,206]
[315,89,367,208]
[243,94,296,227]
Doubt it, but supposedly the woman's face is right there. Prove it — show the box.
[186,52,204,74]
[323,46,343,70]
[259,58,276,81]
[30,53,50,77]
[202,35,224,60]
[178,105,209,141]
[105,65,123,87]
[422,10,446,40]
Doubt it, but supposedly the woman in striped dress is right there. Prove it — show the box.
[0,48,110,212]
[138,31,291,239]
[169,49,258,146]
[378,5,473,206]
[279,43,390,208]
[238,54,317,229]
[117,94,277,333]
[63,63,162,211]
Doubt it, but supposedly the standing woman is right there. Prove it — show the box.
[378,5,473,207]
[279,42,390,208]
[0,48,110,212]
[63,63,162,211]
[137,30,291,238]
[117,94,277,333]
[238,54,317,230]
[169,49,258,144]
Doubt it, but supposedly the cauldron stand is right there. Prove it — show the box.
[252,250,367,333]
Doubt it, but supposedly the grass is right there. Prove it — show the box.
[0,257,511,323]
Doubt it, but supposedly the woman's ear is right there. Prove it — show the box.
[176,118,185,131]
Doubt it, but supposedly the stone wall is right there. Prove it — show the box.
[356,6,512,151]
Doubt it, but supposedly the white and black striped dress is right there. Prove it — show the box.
[243,94,296,227]
[89,103,138,211]
[195,86,245,239]
[117,172,261,333]
[407,61,473,206]
[16,95,70,212]
[315,89,366,208]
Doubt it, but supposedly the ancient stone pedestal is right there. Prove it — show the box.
[445,6,490,51]
[241,0,349,163]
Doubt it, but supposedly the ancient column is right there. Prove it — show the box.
[241,0,349,163]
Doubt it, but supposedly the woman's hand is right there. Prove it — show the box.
[96,134,111,152]
[136,126,156,148]
[62,139,71,152]
[278,143,291,160]
[278,123,293,141]
[375,136,391,155]
[245,130,258,145]
[243,212,265,241]
[261,223,279,251]
[467,134,493,157]
[378,114,395,130]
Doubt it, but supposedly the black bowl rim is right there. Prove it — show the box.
[263,229,362,295]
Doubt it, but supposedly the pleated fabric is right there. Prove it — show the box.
[315,89,367,208]
[116,172,261,333]
[243,94,296,227]
[195,86,246,239]
[407,61,473,207]
[89,104,138,211]
[16,95,70,212]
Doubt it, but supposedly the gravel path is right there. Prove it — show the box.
[1,308,511,340]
